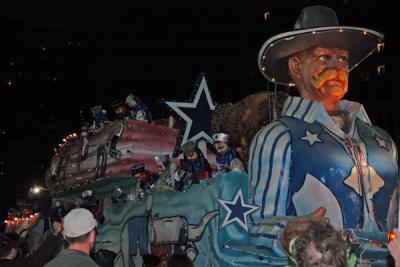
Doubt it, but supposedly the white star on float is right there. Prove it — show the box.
[301,130,322,146]
[165,74,216,146]
[375,135,388,150]
[217,189,259,232]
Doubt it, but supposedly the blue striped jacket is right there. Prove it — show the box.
[248,96,398,256]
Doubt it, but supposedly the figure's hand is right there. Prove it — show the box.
[282,207,327,251]
[52,221,63,236]
[16,217,38,238]
[388,229,400,266]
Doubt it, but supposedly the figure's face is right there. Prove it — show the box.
[214,141,228,154]
[126,99,137,108]
[115,105,127,115]
[186,151,198,161]
[157,163,166,176]
[290,46,349,102]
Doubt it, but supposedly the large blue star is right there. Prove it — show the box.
[218,189,259,231]
[165,74,215,152]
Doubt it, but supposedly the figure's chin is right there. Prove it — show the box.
[324,85,346,100]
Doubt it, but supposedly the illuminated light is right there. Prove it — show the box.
[377,65,386,76]
[339,28,343,32]
[62,138,66,142]
[262,55,266,59]
[29,215,34,219]
[32,186,41,194]
[14,217,18,221]
[8,80,12,85]
[261,67,266,71]
[69,134,73,138]
[288,82,296,87]
[271,78,275,82]
[4,220,7,224]
[263,12,270,21]
[270,43,274,47]
[73,133,77,137]
[363,31,367,35]
[377,42,385,53]
[312,31,316,34]
[388,231,396,243]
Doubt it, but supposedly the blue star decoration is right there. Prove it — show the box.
[165,73,216,156]
[301,130,322,146]
[217,189,259,232]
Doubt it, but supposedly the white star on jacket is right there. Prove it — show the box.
[301,130,322,146]
[375,135,388,150]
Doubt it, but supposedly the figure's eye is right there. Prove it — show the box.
[317,54,330,63]
[337,55,349,64]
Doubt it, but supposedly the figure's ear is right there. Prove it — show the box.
[288,56,302,82]
[90,229,96,243]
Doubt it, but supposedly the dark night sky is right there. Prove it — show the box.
[0,0,399,216]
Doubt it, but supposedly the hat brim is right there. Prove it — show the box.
[258,26,384,85]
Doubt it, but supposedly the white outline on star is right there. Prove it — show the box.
[165,75,215,145]
[217,188,259,232]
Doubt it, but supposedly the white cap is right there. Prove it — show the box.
[63,208,97,237]
[82,190,93,198]
[212,133,229,143]
[154,154,169,164]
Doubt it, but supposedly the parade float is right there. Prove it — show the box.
[33,73,395,266]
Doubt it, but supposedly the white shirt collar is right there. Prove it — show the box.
[281,96,371,138]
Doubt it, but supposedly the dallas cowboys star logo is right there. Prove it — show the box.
[217,189,259,231]
[301,130,322,146]
[375,135,388,150]
[165,74,216,155]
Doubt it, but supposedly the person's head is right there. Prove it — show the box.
[212,133,229,155]
[288,46,349,103]
[167,253,194,267]
[125,94,138,108]
[154,154,170,176]
[90,105,103,117]
[0,233,17,260]
[62,208,97,253]
[130,163,148,182]
[181,141,198,161]
[258,5,383,102]
[111,100,128,119]
[287,220,350,267]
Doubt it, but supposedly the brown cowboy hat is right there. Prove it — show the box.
[258,5,384,85]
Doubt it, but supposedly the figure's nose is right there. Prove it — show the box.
[326,56,348,70]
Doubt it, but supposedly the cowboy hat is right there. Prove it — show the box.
[258,5,384,85]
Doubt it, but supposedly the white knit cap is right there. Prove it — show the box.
[63,208,97,237]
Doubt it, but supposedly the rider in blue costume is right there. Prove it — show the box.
[212,132,244,173]
[248,5,399,263]
[175,140,212,191]
[125,94,152,123]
